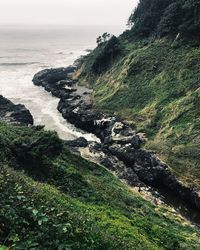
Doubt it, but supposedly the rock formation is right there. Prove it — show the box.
[33,67,200,212]
[0,95,33,125]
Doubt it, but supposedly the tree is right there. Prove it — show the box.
[128,0,173,37]
[96,33,111,46]
[92,36,121,74]
[179,0,200,37]
[96,36,103,46]
[158,2,183,37]
[102,32,111,42]
[128,0,200,39]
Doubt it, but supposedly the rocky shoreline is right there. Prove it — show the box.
[0,95,33,125]
[32,66,200,219]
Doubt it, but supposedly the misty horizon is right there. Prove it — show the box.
[0,0,139,28]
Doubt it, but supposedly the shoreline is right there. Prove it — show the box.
[32,65,200,227]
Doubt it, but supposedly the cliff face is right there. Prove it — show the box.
[77,0,200,192]
[78,36,200,191]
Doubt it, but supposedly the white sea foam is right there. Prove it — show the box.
[0,25,119,141]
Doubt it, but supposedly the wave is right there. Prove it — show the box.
[0,62,39,66]
[14,48,44,52]
[0,56,12,59]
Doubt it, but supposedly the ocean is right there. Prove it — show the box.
[0,25,122,140]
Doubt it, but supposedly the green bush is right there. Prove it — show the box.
[84,36,121,75]
[11,131,62,172]
[1,123,200,249]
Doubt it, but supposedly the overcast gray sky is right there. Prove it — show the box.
[0,0,139,27]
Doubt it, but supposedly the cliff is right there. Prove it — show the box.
[1,0,200,248]
[78,30,200,192]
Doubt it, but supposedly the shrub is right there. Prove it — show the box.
[91,36,121,75]
[10,132,63,175]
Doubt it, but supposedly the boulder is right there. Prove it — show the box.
[0,95,33,125]
[65,137,89,148]
[33,66,76,86]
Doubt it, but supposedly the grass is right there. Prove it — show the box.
[1,122,200,249]
[79,37,200,190]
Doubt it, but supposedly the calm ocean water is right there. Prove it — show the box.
[0,25,122,140]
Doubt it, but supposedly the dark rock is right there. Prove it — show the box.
[32,67,76,99]
[0,95,33,125]
[58,90,200,210]
[100,157,141,186]
[33,66,200,212]
[88,142,142,187]
[33,67,75,86]
[65,137,89,148]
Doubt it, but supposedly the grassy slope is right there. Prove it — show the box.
[0,123,200,249]
[79,37,200,190]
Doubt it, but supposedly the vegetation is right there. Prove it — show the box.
[128,0,200,39]
[96,32,111,46]
[1,122,200,249]
[78,2,200,190]
[1,1,200,249]
[79,38,200,190]
[81,35,121,75]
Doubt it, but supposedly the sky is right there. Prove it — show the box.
[0,0,139,27]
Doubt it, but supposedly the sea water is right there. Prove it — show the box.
[0,25,122,140]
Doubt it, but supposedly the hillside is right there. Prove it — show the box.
[1,0,200,248]
[78,1,200,191]
[1,121,200,249]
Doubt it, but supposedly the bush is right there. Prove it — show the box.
[91,36,121,75]
[10,131,63,175]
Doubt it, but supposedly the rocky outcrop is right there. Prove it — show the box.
[33,67,76,99]
[33,67,200,212]
[0,95,33,125]
[65,137,89,148]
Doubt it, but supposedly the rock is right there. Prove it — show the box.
[65,137,89,148]
[100,157,141,186]
[33,67,76,86]
[137,132,148,143]
[32,67,77,99]
[33,66,200,212]
[0,95,33,125]
[57,79,75,87]
[88,141,142,187]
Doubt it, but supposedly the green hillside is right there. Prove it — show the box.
[78,1,200,191]
[1,122,200,249]
[1,0,200,248]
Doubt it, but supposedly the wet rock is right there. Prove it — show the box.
[33,67,76,99]
[88,142,142,187]
[65,137,89,148]
[58,90,200,210]
[33,66,200,212]
[33,67,76,86]
[0,95,33,125]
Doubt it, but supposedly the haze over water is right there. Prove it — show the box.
[0,25,122,140]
